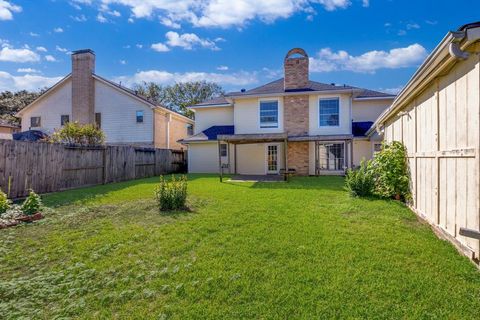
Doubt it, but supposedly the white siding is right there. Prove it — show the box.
[308,94,351,136]
[234,97,284,134]
[188,142,233,173]
[20,80,72,133]
[193,106,233,134]
[352,99,392,122]
[94,80,153,144]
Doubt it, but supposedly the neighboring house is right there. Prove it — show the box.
[0,119,20,140]
[16,49,193,149]
[182,48,395,175]
[373,22,480,261]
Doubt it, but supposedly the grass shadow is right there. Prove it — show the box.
[248,176,345,191]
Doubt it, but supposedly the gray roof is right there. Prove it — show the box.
[192,78,395,107]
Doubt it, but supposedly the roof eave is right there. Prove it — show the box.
[227,88,364,99]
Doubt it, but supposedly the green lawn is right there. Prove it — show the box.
[1,175,480,319]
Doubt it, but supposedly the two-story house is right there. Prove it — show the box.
[182,48,395,175]
[16,49,193,149]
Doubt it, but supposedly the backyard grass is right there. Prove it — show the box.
[1,174,480,319]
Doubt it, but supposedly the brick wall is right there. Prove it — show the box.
[288,142,309,175]
[72,50,95,124]
[284,95,309,136]
[284,48,309,90]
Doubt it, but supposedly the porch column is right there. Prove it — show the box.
[217,140,222,182]
[284,138,288,181]
[227,142,231,174]
[234,144,238,174]
[350,139,354,168]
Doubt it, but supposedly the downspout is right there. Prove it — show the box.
[449,31,470,60]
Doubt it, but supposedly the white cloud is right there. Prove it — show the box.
[0,1,22,21]
[113,69,258,87]
[0,46,40,62]
[425,20,437,25]
[36,46,47,52]
[136,44,143,48]
[119,59,126,65]
[97,0,352,28]
[406,23,420,30]
[96,13,108,23]
[71,14,87,22]
[53,27,64,33]
[44,55,57,62]
[17,68,40,73]
[216,65,228,71]
[151,43,170,52]
[165,31,219,50]
[0,70,62,91]
[56,45,68,53]
[29,32,39,37]
[382,86,403,95]
[362,0,369,7]
[397,29,406,36]
[309,43,428,73]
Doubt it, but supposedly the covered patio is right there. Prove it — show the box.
[217,133,289,181]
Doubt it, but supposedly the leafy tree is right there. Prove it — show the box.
[0,89,45,125]
[50,121,105,146]
[133,81,224,119]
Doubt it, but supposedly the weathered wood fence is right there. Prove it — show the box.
[0,140,186,198]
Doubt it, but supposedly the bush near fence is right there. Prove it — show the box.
[0,140,186,198]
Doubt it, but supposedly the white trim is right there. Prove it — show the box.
[258,98,280,129]
[265,143,280,174]
[189,103,233,109]
[318,97,340,128]
[353,96,395,101]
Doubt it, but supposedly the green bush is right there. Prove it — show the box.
[51,121,105,146]
[154,175,188,211]
[0,188,11,214]
[371,141,411,201]
[21,190,43,215]
[345,160,375,197]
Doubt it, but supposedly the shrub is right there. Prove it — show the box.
[345,160,375,197]
[51,121,105,146]
[371,141,411,201]
[21,190,43,215]
[0,188,11,214]
[154,175,188,211]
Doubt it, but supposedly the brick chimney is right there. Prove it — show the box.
[71,49,95,124]
[284,48,309,91]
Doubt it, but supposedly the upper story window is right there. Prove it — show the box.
[136,110,144,123]
[60,115,69,126]
[259,100,278,128]
[30,116,41,128]
[319,98,339,127]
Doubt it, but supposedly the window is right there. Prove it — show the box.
[259,100,278,128]
[220,144,228,157]
[186,124,194,136]
[319,98,339,126]
[95,112,101,128]
[136,110,144,123]
[316,142,345,171]
[60,115,69,126]
[30,116,41,128]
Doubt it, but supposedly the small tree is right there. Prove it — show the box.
[50,121,105,146]
[371,141,411,200]
[154,175,188,211]
[345,160,375,197]
[21,190,42,215]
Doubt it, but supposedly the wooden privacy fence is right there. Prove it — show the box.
[0,139,187,198]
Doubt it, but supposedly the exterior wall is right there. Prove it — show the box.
[95,80,153,144]
[234,97,284,134]
[284,49,309,90]
[20,80,72,133]
[194,106,233,134]
[352,99,392,122]
[287,142,309,175]
[308,93,352,136]
[0,126,19,134]
[383,52,480,259]
[352,139,372,167]
[235,143,285,175]
[284,95,309,136]
[188,142,233,173]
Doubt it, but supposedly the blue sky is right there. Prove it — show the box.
[0,0,477,93]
